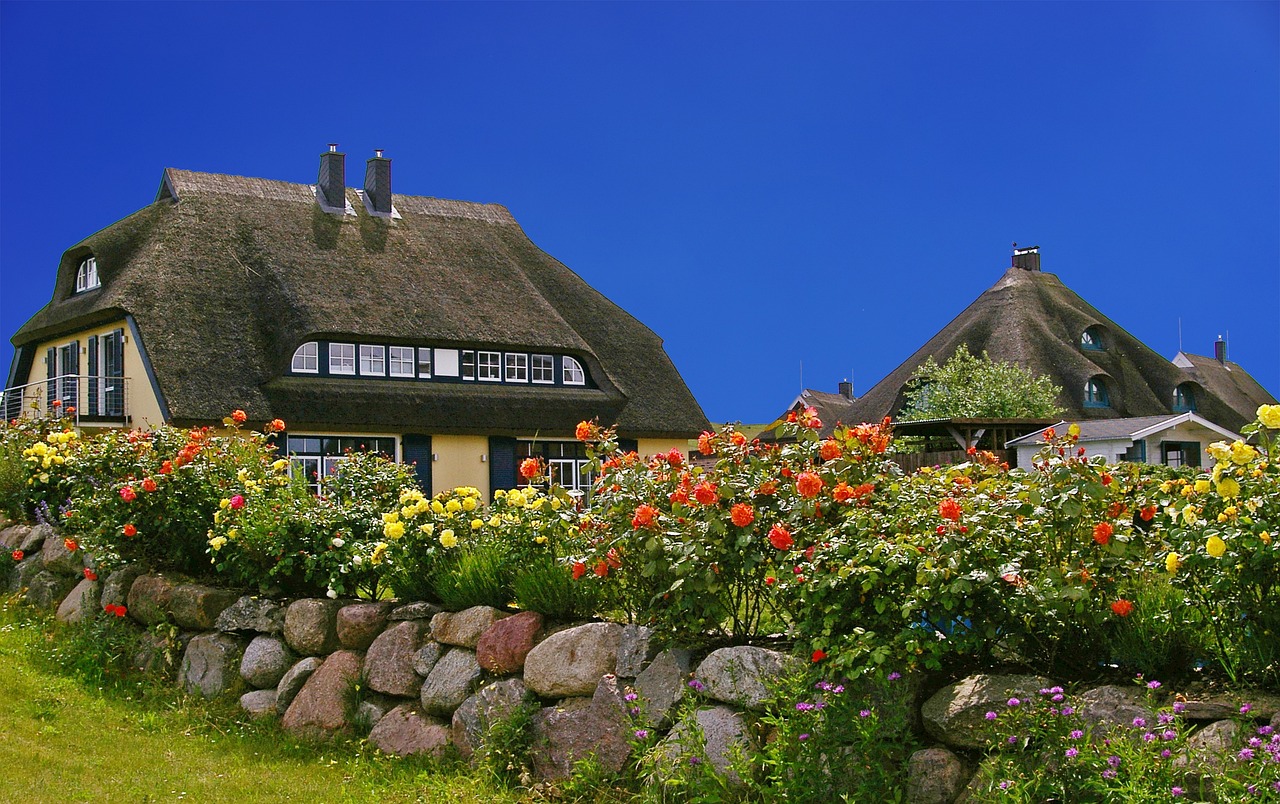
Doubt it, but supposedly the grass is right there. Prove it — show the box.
[0,598,521,804]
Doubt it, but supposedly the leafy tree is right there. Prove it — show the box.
[899,345,1064,420]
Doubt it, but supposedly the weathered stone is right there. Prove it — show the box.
[19,523,53,553]
[531,675,632,781]
[281,650,364,740]
[634,648,693,728]
[420,648,482,716]
[616,624,659,678]
[694,646,801,710]
[7,552,45,593]
[215,596,286,634]
[240,635,297,689]
[655,705,752,786]
[337,601,394,650]
[451,678,531,760]
[365,620,430,698]
[921,674,1056,750]
[24,570,77,610]
[0,524,32,549]
[356,693,398,731]
[908,747,969,804]
[240,689,278,719]
[431,605,510,648]
[133,630,192,678]
[523,622,624,698]
[1184,719,1240,768]
[170,583,240,630]
[476,610,543,674]
[1175,690,1280,722]
[283,598,341,656]
[276,656,324,713]
[40,533,84,577]
[1177,700,1242,721]
[369,704,452,758]
[100,565,144,610]
[1077,685,1156,730]
[56,578,101,624]
[413,641,445,678]
[388,601,442,621]
[127,573,176,625]
[180,633,250,698]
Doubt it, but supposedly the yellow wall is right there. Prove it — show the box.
[637,438,692,460]
[23,320,166,430]
[431,435,491,498]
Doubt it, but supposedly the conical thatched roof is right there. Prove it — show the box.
[844,263,1272,434]
[11,168,708,437]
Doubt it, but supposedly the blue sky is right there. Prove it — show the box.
[2,1,1276,425]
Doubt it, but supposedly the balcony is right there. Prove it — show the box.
[1,375,131,427]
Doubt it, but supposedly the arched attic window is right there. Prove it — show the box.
[75,256,100,293]
[1084,376,1111,408]
[1080,325,1106,351]
[291,342,319,373]
[1173,382,1197,413]
[562,356,586,385]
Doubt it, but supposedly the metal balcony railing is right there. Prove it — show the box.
[1,375,131,426]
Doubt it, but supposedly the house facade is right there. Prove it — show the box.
[6,147,709,497]
[1005,412,1243,470]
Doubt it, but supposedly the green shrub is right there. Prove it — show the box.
[430,543,512,610]
[512,555,599,621]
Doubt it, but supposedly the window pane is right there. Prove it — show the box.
[389,346,415,377]
[292,342,319,372]
[461,351,476,380]
[532,354,554,383]
[359,345,386,375]
[563,356,585,385]
[330,343,355,374]
[435,349,459,377]
[478,351,501,381]
[417,347,433,378]
[505,353,528,382]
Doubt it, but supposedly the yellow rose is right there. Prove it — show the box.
[430,500,445,515]
[273,458,289,472]
[493,489,507,500]
[1068,423,1081,437]
[1205,535,1226,558]
[1194,480,1211,494]
[534,534,548,545]
[209,535,227,551]
[370,543,388,565]
[439,529,457,548]
[1260,531,1271,544]
[461,497,476,512]
[470,518,483,531]
[446,499,462,514]
[227,528,239,540]
[383,521,405,539]
[1258,404,1280,429]
[1182,505,1198,526]
[551,497,562,511]
[383,511,401,524]
[1229,441,1257,465]
[1165,552,1180,574]
[1207,441,1231,462]
[419,523,435,535]
[488,516,501,528]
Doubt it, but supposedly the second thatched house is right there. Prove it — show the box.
[5,147,709,496]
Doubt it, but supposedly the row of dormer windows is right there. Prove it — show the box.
[1083,376,1199,412]
[290,341,589,386]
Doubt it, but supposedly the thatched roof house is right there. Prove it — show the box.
[841,247,1274,437]
[6,147,708,495]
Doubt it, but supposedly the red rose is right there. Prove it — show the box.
[697,432,715,455]
[764,576,776,585]
[796,472,823,499]
[231,409,247,424]
[52,399,62,408]
[120,486,137,502]
[1140,505,1157,522]
[519,458,541,480]
[938,499,962,522]
[571,561,587,580]
[575,421,594,441]
[1092,522,1113,545]
[730,503,755,528]
[123,524,137,537]
[63,538,78,552]
[114,605,127,618]
[1042,427,1057,441]
[229,494,246,510]
[730,431,747,447]
[1111,599,1134,617]
[1101,473,1113,486]
[631,504,659,529]
[693,481,718,506]
[756,481,778,496]
[11,550,22,562]
[83,568,98,581]
[593,560,610,578]
[768,524,793,551]
[666,448,683,467]
[819,440,842,461]
[159,460,173,474]
[142,477,158,493]
[268,418,286,433]
[811,649,826,663]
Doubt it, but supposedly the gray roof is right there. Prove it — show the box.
[843,264,1269,433]
[11,168,709,438]
[1004,413,1241,447]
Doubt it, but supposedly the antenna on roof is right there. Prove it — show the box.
[1178,317,1182,352]
[799,360,804,393]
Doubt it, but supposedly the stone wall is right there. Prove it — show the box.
[4,520,1278,802]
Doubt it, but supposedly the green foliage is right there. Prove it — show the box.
[899,344,1064,420]
[476,699,539,787]
[512,555,600,621]
[430,543,512,610]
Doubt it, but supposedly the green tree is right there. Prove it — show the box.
[899,345,1064,420]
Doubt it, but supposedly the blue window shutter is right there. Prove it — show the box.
[65,341,79,410]
[105,329,124,416]
[87,336,99,415]
[1185,442,1201,468]
[619,438,639,455]
[489,436,517,497]
[45,347,56,411]
[402,434,433,495]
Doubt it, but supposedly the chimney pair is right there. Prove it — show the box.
[1011,245,1041,272]
[317,144,392,215]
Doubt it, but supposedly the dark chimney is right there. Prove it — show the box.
[317,144,345,210]
[1214,337,1227,364]
[365,149,392,215]
[838,379,853,400]
[1012,245,1040,272]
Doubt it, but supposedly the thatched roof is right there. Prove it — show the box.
[1172,352,1276,432]
[756,387,858,441]
[11,168,708,438]
[843,263,1270,434]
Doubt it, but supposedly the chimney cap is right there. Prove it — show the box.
[328,143,338,152]
[374,149,384,159]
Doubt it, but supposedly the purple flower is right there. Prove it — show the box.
[1239,748,1255,761]
[1107,755,1121,768]
[832,684,844,693]
[887,672,901,681]
[1062,706,1075,715]
[1161,749,1173,759]
[1173,701,1186,714]
[1065,747,1079,758]
[1249,737,1263,748]
[688,679,705,692]
[634,729,648,739]
[1172,787,1185,797]
[1102,769,1117,779]
[1007,698,1020,707]
[1051,694,1064,702]
[1159,712,1174,725]
[1241,703,1253,714]
[1163,730,1177,741]
[985,711,998,721]
[1007,735,1018,745]
[1142,732,1156,743]
[1147,680,1162,690]
[688,756,701,765]
[1259,726,1274,736]
[998,781,1012,790]
[624,692,638,702]
[796,702,816,712]
[1070,730,1084,740]
[860,709,871,718]
[798,733,810,741]
[1133,717,1147,728]
[630,707,640,716]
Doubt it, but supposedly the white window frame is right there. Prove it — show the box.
[359,345,386,376]
[292,342,319,373]
[505,353,528,383]
[417,347,433,378]
[478,351,501,382]
[75,257,100,293]
[531,354,555,384]
[329,343,356,375]
[461,350,476,381]
[389,346,415,378]
[562,356,586,385]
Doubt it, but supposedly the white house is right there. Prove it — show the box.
[1005,412,1243,469]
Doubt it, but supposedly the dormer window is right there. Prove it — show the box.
[1084,376,1110,408]
[291,342,319,373]
[1080,325,1105,351]
[563,357,586,385]
[75,257,100,293]
[1173,383,1197,413]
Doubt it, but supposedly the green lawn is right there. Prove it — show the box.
[0,603,521,804]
